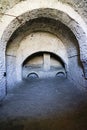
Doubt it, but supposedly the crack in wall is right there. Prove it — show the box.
[68,54,78,58]
[0,13,16,17]
[6,54,16,57]
[0,13,22,23]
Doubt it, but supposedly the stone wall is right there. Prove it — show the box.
[5,16,87,90]
[6,31,68,88]
[0,0,87,23]
[0,0,87,100]
[6,25,85,89]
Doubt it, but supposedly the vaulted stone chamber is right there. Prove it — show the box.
[6,17,87,91]
[0,0,87,99]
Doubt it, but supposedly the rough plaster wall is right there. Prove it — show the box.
[6,20,78,61]
[17,32,68,65]
[0,75,6,100]
[6,56,16,90]
[0,0,24,18]
[22,20,79,57]
[0,0,87,23]
[68,56,87,90]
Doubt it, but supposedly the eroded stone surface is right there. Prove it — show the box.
[0,0,87,100]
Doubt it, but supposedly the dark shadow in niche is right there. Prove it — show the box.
[22,51,66,79]
[23,52,65,68]
[23,52,43,66]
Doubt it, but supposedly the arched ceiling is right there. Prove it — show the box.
[0,0,87,99]
[0,0,87,78]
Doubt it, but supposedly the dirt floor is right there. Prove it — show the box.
[0,77,87,130]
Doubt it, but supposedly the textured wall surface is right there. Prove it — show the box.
[0,0,87,99]
[7,32,68,87]
[0,0,87,23]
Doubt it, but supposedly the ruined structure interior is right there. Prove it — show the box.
[0,0,87,129]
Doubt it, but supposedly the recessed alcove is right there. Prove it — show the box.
[0,1,87,129]
[5,16,86,91]
[22,52,66,79]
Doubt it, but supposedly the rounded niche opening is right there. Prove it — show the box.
[22,51,66,79]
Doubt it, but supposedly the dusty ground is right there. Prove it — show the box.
[0,77,87,130]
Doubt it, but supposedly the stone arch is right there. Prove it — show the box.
[0,0,87,98]
[16,32,68,81]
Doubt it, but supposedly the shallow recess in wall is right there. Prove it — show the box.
[22,52,66,79]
